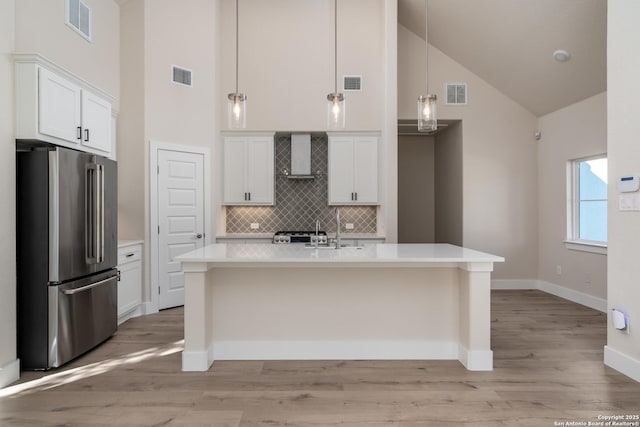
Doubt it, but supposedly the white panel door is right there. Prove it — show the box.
[38,67,82,144]
[158,149,205,309]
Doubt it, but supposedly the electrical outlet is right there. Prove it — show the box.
[556,265,562,275]
[345,223,354,230]
[250,223,259,230]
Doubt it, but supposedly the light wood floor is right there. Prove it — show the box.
[1,290,639,426]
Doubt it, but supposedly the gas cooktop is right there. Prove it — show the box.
[273,230,328,244]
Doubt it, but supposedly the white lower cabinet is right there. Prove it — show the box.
[117,242,143,325]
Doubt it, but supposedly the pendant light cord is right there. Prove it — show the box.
[425,0,428,95]
[235,0,239,94]
[334,0,338,93]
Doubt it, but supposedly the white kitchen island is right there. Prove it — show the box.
[175,243,504,372]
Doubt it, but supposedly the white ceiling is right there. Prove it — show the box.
[398,0,607,116]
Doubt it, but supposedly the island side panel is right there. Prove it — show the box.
[458,266,493,371]
[182,265,214,371]
[206,267,461,360]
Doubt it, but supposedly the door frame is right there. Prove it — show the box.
[150,141,211,312]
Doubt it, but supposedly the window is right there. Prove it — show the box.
[566,155,607,254]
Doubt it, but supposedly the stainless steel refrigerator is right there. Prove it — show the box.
[17,145,118,370]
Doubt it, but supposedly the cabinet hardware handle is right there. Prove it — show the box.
[77,126,82,140]
[126,253,135,258]
[355,192,358,201]
[84,129,90,142]
[248,192,251,201]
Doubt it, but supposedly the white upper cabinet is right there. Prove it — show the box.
[80,90,112,153]
[223,134,275,206]
[38,68,82,143]
[328,134,379,205]
[15,54,115,158]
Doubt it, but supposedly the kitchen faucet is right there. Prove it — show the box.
[315,219,320,248]
[335,207,341,249]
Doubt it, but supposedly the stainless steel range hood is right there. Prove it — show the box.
[288,133,314,179]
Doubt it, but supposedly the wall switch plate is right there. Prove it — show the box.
[250,223,260,229]
[619,194,640,211]
[345,223,354,230]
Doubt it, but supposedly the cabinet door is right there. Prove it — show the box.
[38,67,82,144]
[245,137,274,205]
[328,137,356,204]
[117,244,142,318]
[353,136,378,204]
[223,137,248,204]
[81,91,112,154]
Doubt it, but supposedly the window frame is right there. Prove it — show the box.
[565,154,608,255]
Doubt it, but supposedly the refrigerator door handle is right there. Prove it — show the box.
[98,163,105,263]
[61,273,120,295]
[85,163,99,264]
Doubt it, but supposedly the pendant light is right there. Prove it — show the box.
[327,0,345,129]
[228,0,246,129]
[417,0,437,132]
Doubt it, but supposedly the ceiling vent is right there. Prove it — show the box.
[172,65,193,87]
[66,0,91,41]
[343,75,362,91]
[445,83,467,105]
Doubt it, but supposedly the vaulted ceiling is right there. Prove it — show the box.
[398,0,607,116]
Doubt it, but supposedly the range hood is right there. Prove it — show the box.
[288,133,314,179]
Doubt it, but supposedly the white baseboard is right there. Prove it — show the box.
[458,345,493,371]
[212,340,459,361]
[0,358,20,389]
[604,345,640,383]
[182,343,214,372]
[491,279,606,313]
[537,280,606,312]
[118,305,144,326]
[141,301,158,315]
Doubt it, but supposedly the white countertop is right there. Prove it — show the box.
[118,239,144,248]
[175,243,504,266]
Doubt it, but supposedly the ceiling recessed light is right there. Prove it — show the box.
[553,49,571,62]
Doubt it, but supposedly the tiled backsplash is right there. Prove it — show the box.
[226,133,377,234]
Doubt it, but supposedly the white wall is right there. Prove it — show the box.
[219,0,385,132]
[14,0,120,106]
[0,0,18,388]
[605,0,640,382]
[398,25,539,280]
[117,0,221,305]
[118,0,145,240]
[537,93,607,300]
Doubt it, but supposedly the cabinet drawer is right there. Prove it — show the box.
[118,246,141,265]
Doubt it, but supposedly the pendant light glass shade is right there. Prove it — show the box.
[326,0,345,129]
[228,93,246,129]
[228,0,246,129]
[327,92,345,130]
[418,0,437,132]
[417,94,437,132]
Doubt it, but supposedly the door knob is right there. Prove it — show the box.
[196,233,203,239]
